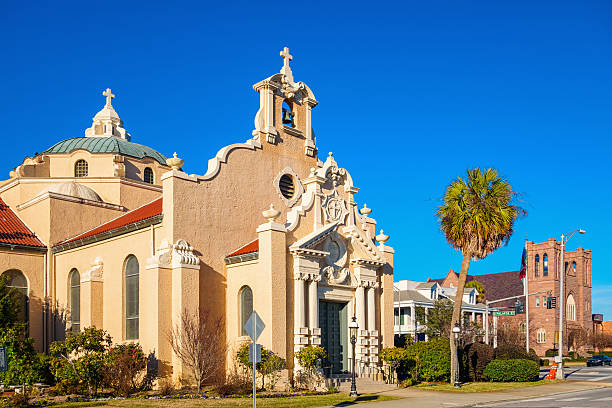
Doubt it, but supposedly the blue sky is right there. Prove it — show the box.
[2,1,611,316]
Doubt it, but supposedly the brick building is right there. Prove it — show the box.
[429,239,593,355]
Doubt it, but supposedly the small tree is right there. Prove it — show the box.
[379,347,409,384]
[424,299,454,338]
[167,309,225,394]
[294,346,326,389]
[260,352,286,390]
[104,343,148,396]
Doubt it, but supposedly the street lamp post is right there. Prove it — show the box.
[452,322,461,388]
[556,228,586,380]
[349,316,359,397]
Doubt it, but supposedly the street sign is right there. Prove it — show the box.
[0,346,7,372]
[248,343,261,363]
[244,311,265,342]
[493,310,516,316]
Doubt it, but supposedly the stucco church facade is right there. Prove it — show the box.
[0,48,394,382]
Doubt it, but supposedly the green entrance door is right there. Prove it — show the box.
[319,300,348,374]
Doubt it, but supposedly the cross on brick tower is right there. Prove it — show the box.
[280,47,293,69]
[103,88,115,107]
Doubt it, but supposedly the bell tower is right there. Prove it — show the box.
[252,47,318,157]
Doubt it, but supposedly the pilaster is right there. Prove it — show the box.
[80,257,104,329]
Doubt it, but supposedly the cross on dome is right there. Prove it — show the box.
[280,47,293,69]
[103,88,115,107]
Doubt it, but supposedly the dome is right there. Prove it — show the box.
[42,182,102,202]
[43,137,167,165]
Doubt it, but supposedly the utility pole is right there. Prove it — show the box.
[525,239,530,353]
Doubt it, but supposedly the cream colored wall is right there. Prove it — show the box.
[0,249,46,351]
[48,151,116,178]
[123,157,168,186]
[53,225,165,359]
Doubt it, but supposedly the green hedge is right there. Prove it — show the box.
[483,359,539,382]
[406,338,450,382]
[494,344,538,362]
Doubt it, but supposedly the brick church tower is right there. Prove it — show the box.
[526,239,592,354]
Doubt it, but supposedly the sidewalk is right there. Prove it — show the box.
[328,381,612,408]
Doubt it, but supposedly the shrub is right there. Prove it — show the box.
[49,327,112,396]
[540,359,549,366]
[380,347,411,384]
[0,326,52,386]
[104,343,148,396]
[464,342,494,381]
[494,344,538,362]
[406,338,450,382]
[483,359,539,382]
[545,349,556,357]
[260,352,286,390]
[295,346,326,389]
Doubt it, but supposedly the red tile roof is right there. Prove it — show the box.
[227,239,259,258]
[0,197,45,248]
[57,198,162,246]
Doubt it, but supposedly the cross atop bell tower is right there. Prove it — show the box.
[280,47,293,69]
[84,88,131,140]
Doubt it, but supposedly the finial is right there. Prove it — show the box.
[103,88,115,107]
[360,204,372,216]
[262,204,281,222]
[280,47,293,69]
[165,152,184,170]
[328,152,333,157]
[375,229,389,244]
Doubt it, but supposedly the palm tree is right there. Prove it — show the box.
[436,168,525,385]
[465,280,486,303]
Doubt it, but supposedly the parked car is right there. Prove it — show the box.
[586,355,612,367]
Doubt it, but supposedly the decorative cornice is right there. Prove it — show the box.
[17,191,127,212]
[146,239,200,269]
[81,257,103,282]
[225,251,259,265]
[351,258,385,267]
[290,248,329,258]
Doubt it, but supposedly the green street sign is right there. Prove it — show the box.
[493,311,516,316]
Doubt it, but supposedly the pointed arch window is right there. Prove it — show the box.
[543,254,549,276]
[534,254,540,277]
[144,167,154,184]
[124,256,139,340]
[2,269,28,323]
[74,160,88,177]
[69,269,80,332]
[567,294,576,321]
[239,286,253,336]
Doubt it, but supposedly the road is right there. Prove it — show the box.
[540,365,612,381]
[473,386,612,407]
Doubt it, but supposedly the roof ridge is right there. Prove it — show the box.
[56,197,162,245]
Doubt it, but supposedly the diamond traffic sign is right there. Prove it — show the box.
[244,311,265,342]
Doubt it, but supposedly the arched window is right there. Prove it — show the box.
[124,256,139,340]
[74,159,88,177]
[536,297,540,307]
[143,167,154,184]
[69,269,80,332]
[239,286,253,336]
[534,254,540,277]
[543,254,549,276]
[567,294,576,321]
[281,101,295,127]
[2,269,28,323]
[537,328,546,343]
[572,261,577,276]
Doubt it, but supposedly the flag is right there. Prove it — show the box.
[519,242,527,280]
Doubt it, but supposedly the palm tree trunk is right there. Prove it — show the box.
[450,251,472,384]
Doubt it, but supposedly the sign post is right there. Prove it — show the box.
[0,347,7,373]
[244,311,265,408]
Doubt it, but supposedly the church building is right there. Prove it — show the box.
[0,48,395,382]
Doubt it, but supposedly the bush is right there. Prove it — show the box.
[295,346,327,389]
[380,347,412,384]
[483,359,539,382]
[545,349,557,357]
[406,338,450,382]
[104,343,148,396]
[49,327,112,396]
[464,342,494,381]
[540,359,550,366]
[494,344,538,362]
[0,326,52,386]
[236,343,286,390]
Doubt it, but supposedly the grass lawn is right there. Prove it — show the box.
[51,393,399,408]
[414,380,557,393]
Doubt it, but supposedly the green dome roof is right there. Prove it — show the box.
[43,137,167,165]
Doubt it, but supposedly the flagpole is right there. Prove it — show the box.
[525,239,530,353]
